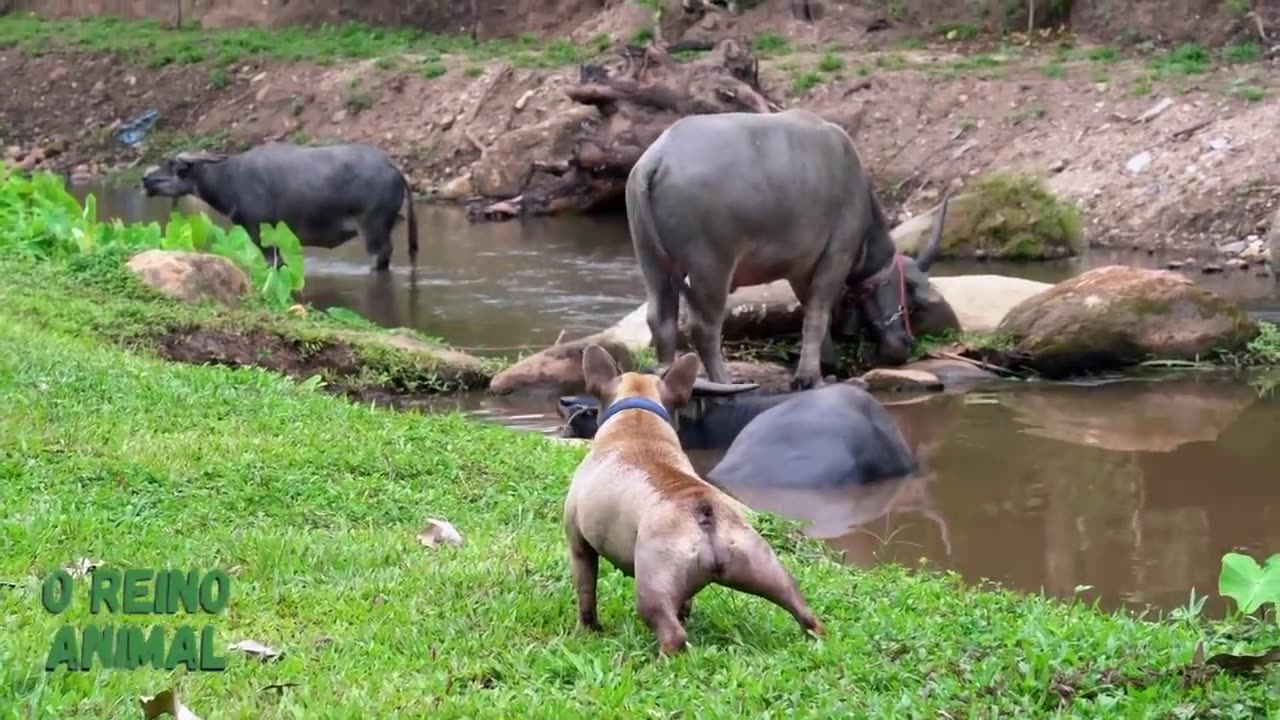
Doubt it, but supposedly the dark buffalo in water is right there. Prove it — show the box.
[141,141,418,271]
[557,375,871,451]
[625,108,949,391]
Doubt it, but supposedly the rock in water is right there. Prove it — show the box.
[996,265,1259,377]
[860,368,944,393]
[126,250,251,308]
[927,275,1053,334]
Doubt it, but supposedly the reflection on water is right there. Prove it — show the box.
[71,181,1280,358]
[69,181,1280,615]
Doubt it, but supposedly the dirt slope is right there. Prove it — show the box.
[1,4,1278,257]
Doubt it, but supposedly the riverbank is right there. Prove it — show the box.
[4,245,1280,718]
[2,13,1278,256]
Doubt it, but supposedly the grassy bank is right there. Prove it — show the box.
[0,169,497,395]
[0,13,609,71]
[4,261,1280,718]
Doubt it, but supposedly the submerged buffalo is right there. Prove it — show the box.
[557,375,870,451]
[559,382,927,535]
[625,108,949,391]
[141,142,419,271]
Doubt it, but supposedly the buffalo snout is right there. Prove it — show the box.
[876,335,914,367]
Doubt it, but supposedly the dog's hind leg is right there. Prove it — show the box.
[718,533,825,637]
[566,522,603,632]
[635,547,701,655]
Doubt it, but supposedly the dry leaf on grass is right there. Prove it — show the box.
[63,558,101,578]
[227,639,283,662]
[417,518,464,548]
[1206,647,1280,675]
[140,689,202,720]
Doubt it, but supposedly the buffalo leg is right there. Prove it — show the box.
[643,271,683,368]
[789,277,840,374]
[238,219,281,269]
[792,240,850,390]
[362,213,396,272]
[685,276,733,384]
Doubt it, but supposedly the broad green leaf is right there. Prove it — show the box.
[1219,552,1280,615]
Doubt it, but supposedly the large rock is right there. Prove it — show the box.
[996,265,1260,377]
[126,250,251,308]
[928,275,1054,334]
[892,174,1083,261]
[489,334,632,395]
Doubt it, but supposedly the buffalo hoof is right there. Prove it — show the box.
[789,374,826,392]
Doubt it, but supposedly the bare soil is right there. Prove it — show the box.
[2,2,1279,255]
[154,325,491,400]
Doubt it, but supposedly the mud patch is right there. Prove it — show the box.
[154,325,491,398]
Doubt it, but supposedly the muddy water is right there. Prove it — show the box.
[76,181,1280,614]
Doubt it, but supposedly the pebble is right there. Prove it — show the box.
[1125,151,1152,174]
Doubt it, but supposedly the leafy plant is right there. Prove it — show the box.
[0,167,306,311]
[1218,552,1280,619]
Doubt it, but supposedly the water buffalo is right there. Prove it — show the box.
[625,108,949,391]
[705,383,925,527]
[141,141,419,271]
[557,375,870,450]
[559,382,937,539]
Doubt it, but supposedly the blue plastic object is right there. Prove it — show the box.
[115,109,160,147]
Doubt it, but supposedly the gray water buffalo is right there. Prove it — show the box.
[141,141,419,271]
[626,108,949,391]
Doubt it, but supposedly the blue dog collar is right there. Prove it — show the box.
[596,396,672,429]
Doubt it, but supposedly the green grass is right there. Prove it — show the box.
[3,257,1279,717]
[0,13,600,69]
[752,32,790,58]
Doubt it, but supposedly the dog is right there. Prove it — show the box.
[562,344,825,655]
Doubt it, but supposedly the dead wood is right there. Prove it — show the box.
[465,38,775,222]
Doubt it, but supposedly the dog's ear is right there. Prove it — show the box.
[582,344,620,398]
[659,352,701,409]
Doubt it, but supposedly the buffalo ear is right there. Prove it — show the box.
[582,344,620,399]
[659,352,701,409]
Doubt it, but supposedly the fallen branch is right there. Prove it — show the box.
[929,350,1029,379]
[1170,118,1213,141]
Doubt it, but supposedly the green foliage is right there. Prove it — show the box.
[0,167,304,311]
[816,51,845,73]
[0,14,598,70]
[1219,552,1280,619]
[1148,43,1210,75]
[1245,322,1280,364]
[752,32,790,57]
[919,172,1084,260]
[1222,41,1261,64]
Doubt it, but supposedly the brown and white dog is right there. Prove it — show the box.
[563,344,825,655]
